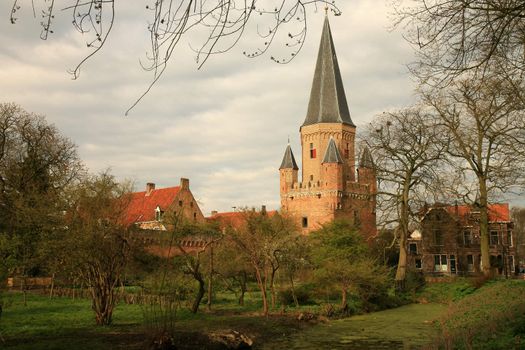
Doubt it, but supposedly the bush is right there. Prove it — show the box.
[278,284,314,306]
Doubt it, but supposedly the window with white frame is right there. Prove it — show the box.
[434,254,448,272]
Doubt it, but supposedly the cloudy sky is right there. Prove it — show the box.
[0,1,420,215]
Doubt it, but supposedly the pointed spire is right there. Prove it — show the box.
[322,137,344,163]
[303,16,354,127]
[359,147,375,168]
[279,144,299,170]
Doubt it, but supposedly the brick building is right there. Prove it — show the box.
[125,178,206,257]
[407,203,517,277]
[279,16,377,236]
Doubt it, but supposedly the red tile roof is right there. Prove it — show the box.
[124,187,180,225]
[443,203,510,223]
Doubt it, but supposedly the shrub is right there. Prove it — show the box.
[278,284,314,306]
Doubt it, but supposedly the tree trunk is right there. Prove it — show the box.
[395,181,410,289]
[254,266,268,316]
[479,179,492,277]
[270,266,277,309]
[49,273,55,298]
[207,245,214,311]
[191,274,206,314]
[341,287,348,310]
[290,275,299,307]
[238,272,247,306]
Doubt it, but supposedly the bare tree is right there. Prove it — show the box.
[228,209,296,316]
[511,207,525,271]
[425,73,525,276]
[363,107,447,288]
[394,0,525,86]
[10,1,341,114]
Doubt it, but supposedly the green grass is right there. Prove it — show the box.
[1,292,144,349]
[417,278,477,303]
[435,279,525,349]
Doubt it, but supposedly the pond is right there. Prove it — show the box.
[261,303,445,349]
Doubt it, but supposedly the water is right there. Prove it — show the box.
[261,304,444,349]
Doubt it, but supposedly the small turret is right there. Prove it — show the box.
[279,144,299,193]
[321,137,344,189]
[358,147,376,193]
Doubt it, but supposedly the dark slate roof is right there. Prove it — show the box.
[359,147,375,168]
[302,16,355,127]
[279,144,299,170]
[322,137,344,163]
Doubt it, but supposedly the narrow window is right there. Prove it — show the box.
[490,231,499,246]
[450,255,456,274]
[309,143,316,158]
[193,212,197,221]
[409,243,417,255]
[467,255,474,272]
[463,230,472,246]
[507,230,513,247]
[344,143,350,158]
[190,201,194,208]
[310,174,314,181]
[508,256,515,274]
[178,200,183,207]
[302,217,308,228]
[433,229,443,246]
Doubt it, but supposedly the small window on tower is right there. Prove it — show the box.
[345,143,350,158]
[178,200,183,207]
[302,217,308,228]
[310,143,316,158]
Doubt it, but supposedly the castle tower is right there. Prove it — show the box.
[279,15,377,237]
[301,16,356,184]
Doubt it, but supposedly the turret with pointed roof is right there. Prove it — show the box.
[322,137,344,163]
[359,146,374,169]
[279,144,299,170]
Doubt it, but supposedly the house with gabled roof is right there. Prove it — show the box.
[125,178,204,230]
[407,203,517,277]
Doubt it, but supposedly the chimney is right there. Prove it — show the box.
[211,210,218,216]
[180,178,189,190]
[261,205,267,215]
[146,183,155,196]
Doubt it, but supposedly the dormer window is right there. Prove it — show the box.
[310,143,316,158]
[155,206,164,221]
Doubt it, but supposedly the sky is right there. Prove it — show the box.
[0,1,420,216]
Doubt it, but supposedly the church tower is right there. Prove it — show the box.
[279,16,377,237]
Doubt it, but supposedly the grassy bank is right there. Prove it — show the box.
[431,279,525,349]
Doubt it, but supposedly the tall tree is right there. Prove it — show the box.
[228,210,297,316]
[363,107,447,288]
[426,74,525,276]
[511,207,525,270]
[311,220,389,310]
[0,103,83,282]
[62,172,133,325]
[395,0,525,85]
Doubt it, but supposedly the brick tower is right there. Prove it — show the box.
[279,16,377,237]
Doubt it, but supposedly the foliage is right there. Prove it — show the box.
[0,103,83,281]
[227,210,298,315]
[434,280,525,349]
[310,220,391,310]
[59,172,133,326]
